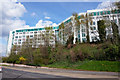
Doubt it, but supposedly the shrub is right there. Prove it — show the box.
[2,57,8,63]
[104,44,119,61]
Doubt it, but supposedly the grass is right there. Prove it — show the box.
[1,65,9,66]
[46,60,120,72]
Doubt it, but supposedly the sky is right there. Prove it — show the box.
[20,2,100,26]
[0,0,114,56]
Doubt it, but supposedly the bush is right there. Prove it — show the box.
[2,57,8,63]
[104,44,119,61]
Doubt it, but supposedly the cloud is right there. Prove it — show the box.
[0,0,28,56]
[0,0,27,38]
[96,1,114,9]
[45,16,51,19]
[36,20,57,27]
[31,12,36,16]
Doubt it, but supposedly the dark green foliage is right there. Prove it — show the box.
[103,44,119,61]
[98,20,106,42]
[4,43,120,65]
[66,35,74,45]
[2,57,8,63]
[111,22,120,45]
[115,1,120,9]
[7,53,19,64]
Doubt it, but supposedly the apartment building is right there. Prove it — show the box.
[7,8,120,56]
[7,27,59,56]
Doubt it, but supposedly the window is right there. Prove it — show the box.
[14,43,17,45]
[19,33,22,34]
[90,27,93,30]
[78,30,80,33]
[82,29,85,32]
[30,35,33,38]
[82,33,86,37]
[78,34,80,38]
[30,32,33,34]
[82,38,86,42]
[12,31,15,34]
[34,32,37,33]
[107,11,110,14]
[91,37,95,41]
[18,39,21,42]
[94,12,96,16]
[104,11,107,15]
[18,42,21,44]
[93,22,95,25]
[93,27,96,30]
[15,36,18,38]
[89,13,93,16]
[23,35,25,38]
[100,11,103,15]
[91,26,96,30]
[19,36,21,38]
[97,12,99,15]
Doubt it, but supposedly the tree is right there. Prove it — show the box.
[72,13,81,44]
[66,34,74,48]
[111,22,120,45]
[97,20,106,42]
[33,48,42,68]
[59,18,73,45]
[79,13,93,43]
[41,26,55,47]
[115,1,120,9]
[19,56,26,64]
[100,5,120,44]
[20,36,34,64]
[59,23,65,44]
[8,45,19,65]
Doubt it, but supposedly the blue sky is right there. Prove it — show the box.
[1,2,104,56]
[20,2,100,26]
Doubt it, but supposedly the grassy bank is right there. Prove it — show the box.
[46,61,120,72]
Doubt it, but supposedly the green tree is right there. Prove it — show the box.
[97,20,106,42]
[42,26,55,47]
[79,13,93,43]
[115,1,120,9]
[59,23,65,44]
[111,22,120,45]
[20,36,34,64]
[33,48,42,68]
[8,45,19,65]
[72,13,81,43]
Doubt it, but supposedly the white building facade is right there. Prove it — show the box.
[7,27,59,56]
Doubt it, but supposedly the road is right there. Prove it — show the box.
[1,67,119,80]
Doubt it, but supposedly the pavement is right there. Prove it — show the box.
[1,67,119,80]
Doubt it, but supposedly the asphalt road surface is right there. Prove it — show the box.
[1,67,119,80]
